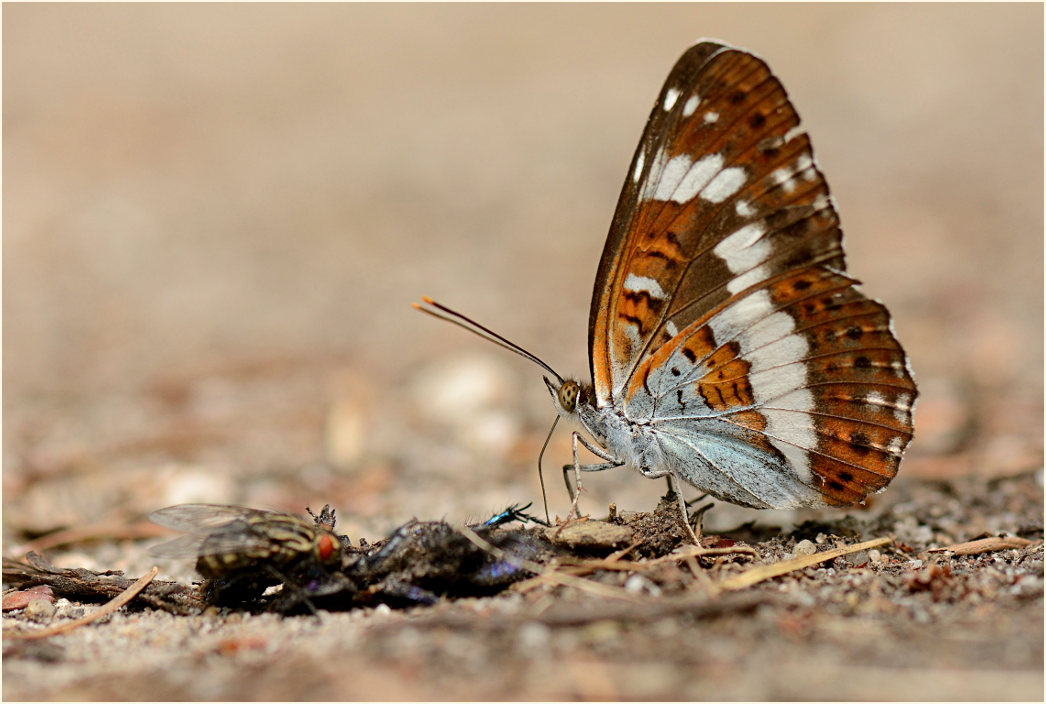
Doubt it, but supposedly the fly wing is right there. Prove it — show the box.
[150,533,209,559]
[148,504,276,533]
[149,504,283,559]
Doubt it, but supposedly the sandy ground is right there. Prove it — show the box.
[3,4,1043,701]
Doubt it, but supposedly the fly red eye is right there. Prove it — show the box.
[316,533,337,561]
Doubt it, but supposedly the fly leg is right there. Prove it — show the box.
[261,563,320,616]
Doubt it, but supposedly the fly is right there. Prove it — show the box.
[149,504,345,610]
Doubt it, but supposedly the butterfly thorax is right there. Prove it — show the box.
[546,375,666,476]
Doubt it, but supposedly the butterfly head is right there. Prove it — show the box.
[543,376,591,418]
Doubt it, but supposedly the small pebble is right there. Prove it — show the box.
[409,355,520,456]
[25,598,56,622]
[576,620,621,644]
[516,621,551,650]
[392,626,422,654]
[868,549,883,563]
[324,372,372,468]
[623,574,662,597]
[2,585,55,611]
[56,604,85,620]
[794,591,816,608]
[793,540,817,556]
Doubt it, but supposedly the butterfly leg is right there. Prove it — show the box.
[670,475,701,545]
[634,468,701,545]
[561,459,622,502]
[564,432,623,520]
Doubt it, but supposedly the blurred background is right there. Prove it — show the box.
[4,4,1042,557]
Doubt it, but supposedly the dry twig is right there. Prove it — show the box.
[2,552,202,614]
[4,567,159,641]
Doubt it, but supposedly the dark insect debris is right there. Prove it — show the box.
[2,493,755,616]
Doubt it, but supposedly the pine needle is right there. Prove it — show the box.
[718,537,890,591]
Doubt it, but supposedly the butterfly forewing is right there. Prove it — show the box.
[593,43,831,398]
[588,41,916,508]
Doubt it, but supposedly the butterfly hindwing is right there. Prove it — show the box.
[627,266,915,507]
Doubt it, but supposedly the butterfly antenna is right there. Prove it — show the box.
[413,297,564,384]
[536,415,559,524]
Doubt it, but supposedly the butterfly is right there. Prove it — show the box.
[416,40,917,541]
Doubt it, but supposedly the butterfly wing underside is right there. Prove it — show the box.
[588,42,917,507]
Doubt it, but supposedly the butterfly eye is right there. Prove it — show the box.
[558,381,579,412]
